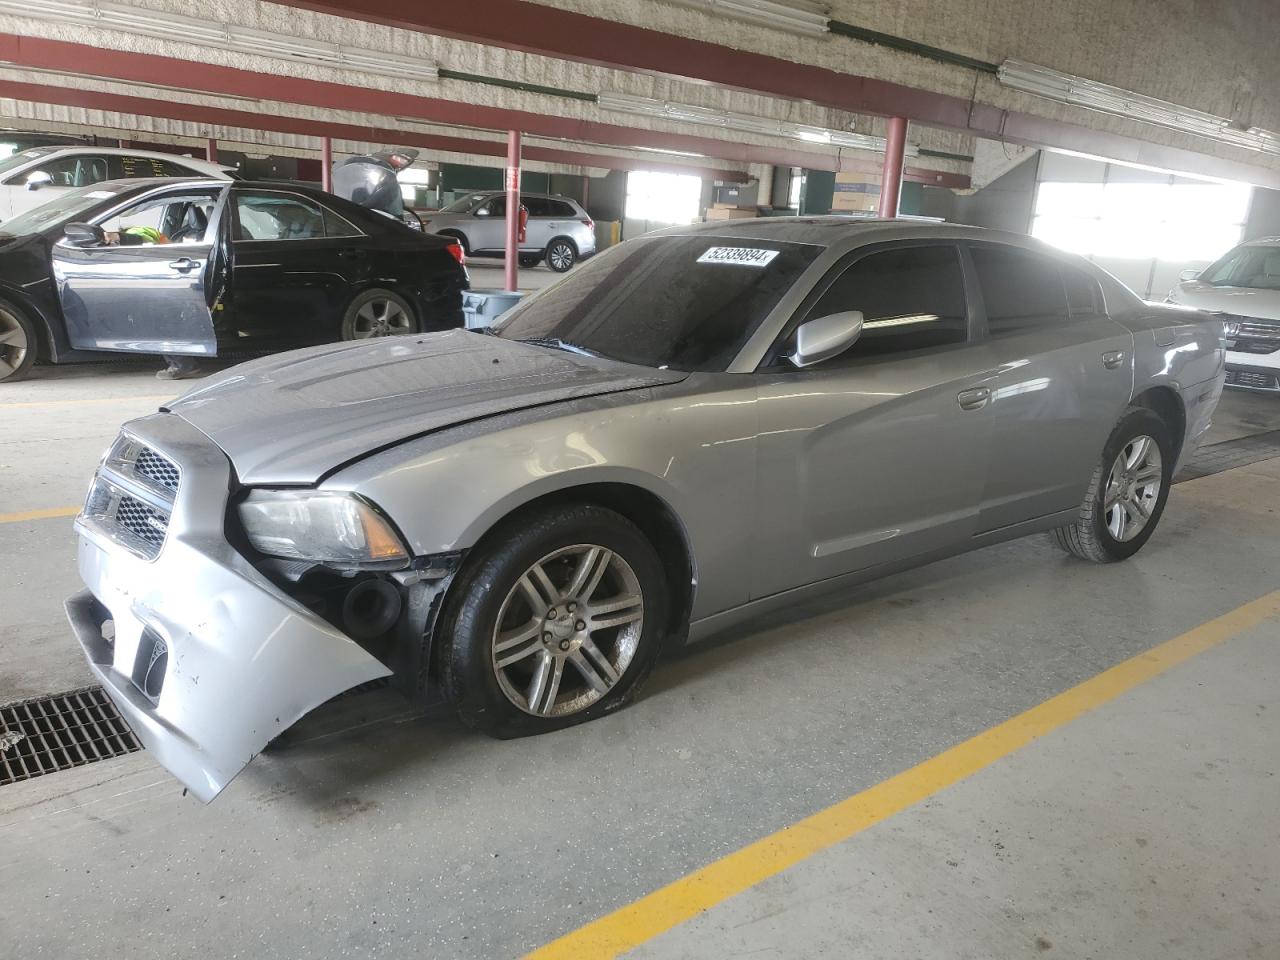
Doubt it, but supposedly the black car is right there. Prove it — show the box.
[0,178,468,382]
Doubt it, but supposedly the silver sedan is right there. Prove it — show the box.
[67,219,1225,800]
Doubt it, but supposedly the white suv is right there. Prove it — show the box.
[0,146,235,221]
[1167,238,1280,393]
[423,191,596,272]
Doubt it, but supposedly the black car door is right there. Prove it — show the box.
[226,187,372,345]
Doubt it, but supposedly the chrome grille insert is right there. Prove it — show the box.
[79,434,180,560]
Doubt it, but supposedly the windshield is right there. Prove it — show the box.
[1200,245,1280,290]
[0,146,58,180]
[0,183,133,236]
[496,234,822,372]
[438,193,490,214]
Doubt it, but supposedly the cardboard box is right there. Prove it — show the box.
[705,207,759,220]
[831,173,880,213]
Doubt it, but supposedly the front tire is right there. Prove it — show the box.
[0,300,38,383]
[440,503,669,738]
[546,238,577,273]
[340,289,417,340]
[1051,407,1173,562]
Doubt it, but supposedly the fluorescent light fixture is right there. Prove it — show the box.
[997,59,1280,158]
[661,0,829,36]
[0,0,438,81]
[598,92,918,156]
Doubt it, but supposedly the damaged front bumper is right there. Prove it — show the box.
[66,413,393,802]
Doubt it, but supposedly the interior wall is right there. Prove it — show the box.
[952,153,1038,233]
[1243,188,1280,241]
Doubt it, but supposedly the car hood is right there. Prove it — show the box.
[1173,281,1280,321]
[166,330,687,485]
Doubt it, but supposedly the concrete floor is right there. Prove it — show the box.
[0,365,1277,958]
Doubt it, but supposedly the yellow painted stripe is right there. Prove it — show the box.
[0,394,172,411]
[0,506,80,524]
[527,589,1280,960]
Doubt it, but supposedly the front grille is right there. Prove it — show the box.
[0,687,142,787]
[1238,320,1280,340]
[1227,340,1280,355]
[134,447,180,491]
[79,434,180,560]
[115,495,169,549]
[1226,369,1280,391]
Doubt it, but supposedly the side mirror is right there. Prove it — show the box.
[25,170,53,191]
[474,207,491,217]
[1178,267,1201,282]
[788,310,864,368]
[63,222,106,248]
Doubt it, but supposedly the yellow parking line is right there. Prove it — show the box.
[0,394,172,410]
[526,589,1280,960]
[0,506,80,524]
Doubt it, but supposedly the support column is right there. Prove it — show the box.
[505,129,522,293]
[877,116,908,219]
[321,136,333,192]
[581,174,589,211]
[206,138,217,163]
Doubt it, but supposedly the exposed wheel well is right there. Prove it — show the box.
[548,235,578,255]
[1131,386,1186,461]
[0,293,51,363]
[464,483,694,644]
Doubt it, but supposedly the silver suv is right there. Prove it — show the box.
[423,191,596,272]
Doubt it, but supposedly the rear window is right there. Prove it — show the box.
[971,245,1069,335]
[497,235,821,372]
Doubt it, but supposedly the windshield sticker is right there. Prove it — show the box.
[697,246,780,267]
[85,191,118,199]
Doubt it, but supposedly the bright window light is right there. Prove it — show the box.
[625,170,703,224]
[1032,177,1252,262]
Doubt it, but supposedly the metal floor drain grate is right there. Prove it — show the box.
[1175,429,1280,483]
[0,687,142,787]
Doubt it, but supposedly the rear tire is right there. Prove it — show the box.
[440,503,669,739]
[1051,407,1173,562]
[546,238,577,273]
[519,253,542,268]
[340,289,418,340]
[0,300,37,383]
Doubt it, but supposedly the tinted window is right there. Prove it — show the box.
[497,235,820,372]
[549,200,579,218]
[971,246,1069,335]
[31,154,109,187]
[322,205,363,238]
[235,192,325,240]
[0,147,59,181]
[521,196,551,217]
[1063,266,1103,317]
[479,196,506,218]
[799,245,969,361]
[110,155,186,179]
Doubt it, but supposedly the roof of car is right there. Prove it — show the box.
[650,216,1039,248]
[6,146,234,173]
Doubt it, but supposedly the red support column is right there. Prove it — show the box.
[206,137,217,163]
[321,135,333,192]
[504,129,521,293]
[877,116,908,219]
[581,174,589,210]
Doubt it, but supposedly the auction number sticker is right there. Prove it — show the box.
[697,246,780,267]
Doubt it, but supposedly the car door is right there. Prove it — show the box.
[752,242,999,599]
[227,187,371,345]
[467,195,507,252]
[966,243,1134,533]
[51,184,226,355]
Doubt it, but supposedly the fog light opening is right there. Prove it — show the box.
[341,579,402,642]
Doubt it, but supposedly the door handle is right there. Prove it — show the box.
[957,387,991,411]
[168,258,199,273]
[1102,350,1126,369]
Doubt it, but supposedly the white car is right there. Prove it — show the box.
[0,146,235,221]
[1167,237,1280,393]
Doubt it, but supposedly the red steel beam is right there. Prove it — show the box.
[0,79,753,182]
[272,0,1280,190]
[0,34,970,187]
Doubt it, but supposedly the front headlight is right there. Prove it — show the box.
[238,491,409,567]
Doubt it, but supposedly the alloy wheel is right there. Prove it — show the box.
[0,307,28,378]
[352,298,412,338]
[491,544,644,717]
[1103,434,1163,542]
[548,242,574,272]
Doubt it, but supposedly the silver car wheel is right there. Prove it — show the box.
[491,544,644,717]
[1102,434,1162,543]
[547,241,574,272]
[0,307,29,377]
[352,298,412,338]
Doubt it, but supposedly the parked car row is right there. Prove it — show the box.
[65,217,1227,800]
[423,190,597,272]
